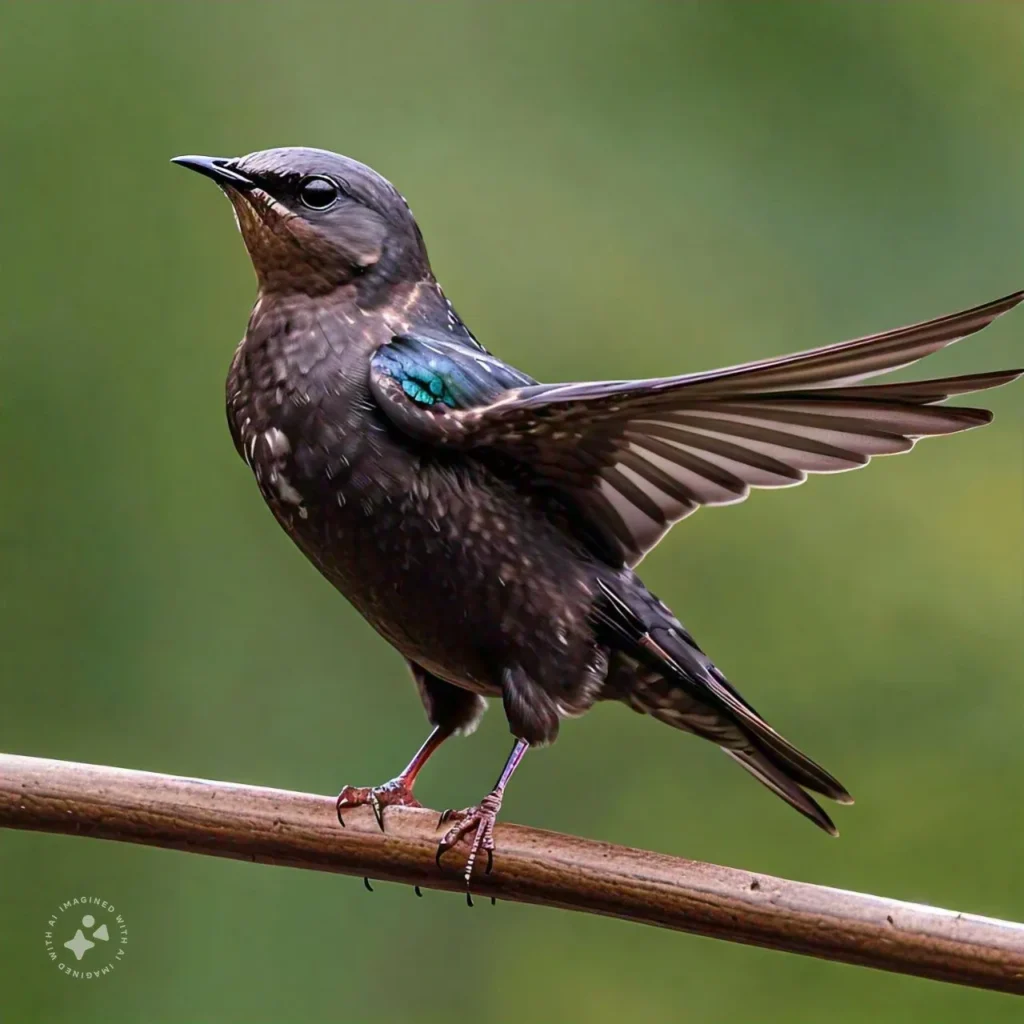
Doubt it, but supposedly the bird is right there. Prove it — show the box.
[173,147,1021,885]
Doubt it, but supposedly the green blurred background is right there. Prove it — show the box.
[2,2,1021,1020]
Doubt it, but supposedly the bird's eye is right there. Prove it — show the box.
[298,176,340,211]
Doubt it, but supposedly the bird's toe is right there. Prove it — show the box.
[335,778,423,829]
[434,790,503,884]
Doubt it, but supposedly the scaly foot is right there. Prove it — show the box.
[336,777,423,830]
[435,789,504,883]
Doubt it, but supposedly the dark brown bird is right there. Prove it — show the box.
[173,147,1022,886]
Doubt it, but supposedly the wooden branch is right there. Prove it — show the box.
[2,753,1021,993]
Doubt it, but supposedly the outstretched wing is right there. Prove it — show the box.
[370,293,1023,566]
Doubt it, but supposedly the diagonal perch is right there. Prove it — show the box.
[1,752,1021,994]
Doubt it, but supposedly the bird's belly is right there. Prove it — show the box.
[280,457,600,695]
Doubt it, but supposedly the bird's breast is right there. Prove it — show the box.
[225,296,604,698]
[227,298,390,514]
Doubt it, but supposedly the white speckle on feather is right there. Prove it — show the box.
[270,471,304,509]
[263,427,291,457]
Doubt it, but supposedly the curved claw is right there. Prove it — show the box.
[369,792,386,832]
[414,885,423,898]
[466,891,474,908]
[485,848,494,875]
[437,808,455,829]
[363,877,374,892]
[335,799,346,828]
[435,840,453,871]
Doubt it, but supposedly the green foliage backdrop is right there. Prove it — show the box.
[1,3,1021,1021]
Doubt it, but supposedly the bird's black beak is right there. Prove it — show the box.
[171,155,254,191]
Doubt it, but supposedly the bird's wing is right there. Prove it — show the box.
[370,293,1023,566]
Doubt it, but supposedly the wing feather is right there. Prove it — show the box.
[370,294,1023,565]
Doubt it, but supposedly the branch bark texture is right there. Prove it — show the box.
[1,753,1021,994]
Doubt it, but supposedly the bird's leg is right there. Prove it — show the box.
[436,737,529,884]
[336,725,450,830]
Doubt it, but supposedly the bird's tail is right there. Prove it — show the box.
[595,579,852,835]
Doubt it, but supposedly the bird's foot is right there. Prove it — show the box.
[435,789,503,884]
[336,777,422,830]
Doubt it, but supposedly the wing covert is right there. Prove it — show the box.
[369,329,536,444]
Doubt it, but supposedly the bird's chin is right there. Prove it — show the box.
[224,193,344,294]
[227,188,294,252]
[226,185,281,222]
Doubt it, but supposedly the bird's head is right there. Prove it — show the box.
[173,147,429,296]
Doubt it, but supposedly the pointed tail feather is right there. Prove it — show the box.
[596,579,852,834]
[644,623,854,809]
[704,664,853,805]
[723,747,839,836]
